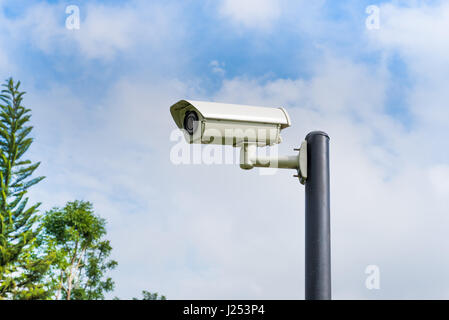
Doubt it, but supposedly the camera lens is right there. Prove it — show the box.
[183,111,199,135]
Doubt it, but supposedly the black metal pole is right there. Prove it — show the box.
[305,131,331,300]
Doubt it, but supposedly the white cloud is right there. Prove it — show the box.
[1,1,183,60]
[73,5,140,59]
[367,2,449,127]
[428,165,449,197]
[210,60,226,76]
[0,46,11,76]
[370,3,449,63]
[219,0,281,30]
[73,3,181,60]
[214,56,388,119]
[0,9,11,75]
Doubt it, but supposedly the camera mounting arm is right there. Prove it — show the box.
[240,140,308,184]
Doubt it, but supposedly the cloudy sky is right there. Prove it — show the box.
[1,0,448,299]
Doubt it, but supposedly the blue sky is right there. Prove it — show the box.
[1,0,449,299]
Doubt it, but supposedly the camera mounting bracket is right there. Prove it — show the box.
[240,140,308,184]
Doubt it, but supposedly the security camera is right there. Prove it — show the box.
[170,100,291,147]
[169,99,331,299]
[169,99,307,183]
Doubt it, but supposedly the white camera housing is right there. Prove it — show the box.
[170,99,307,183]
[170,100,291,147]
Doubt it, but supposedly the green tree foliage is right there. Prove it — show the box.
[132,290,167,300]
[0,78,52,299]
[0,78,163,300]
[41,200,117,300]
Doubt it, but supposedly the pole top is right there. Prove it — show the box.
[305,131,330,140]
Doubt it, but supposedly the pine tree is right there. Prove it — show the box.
[0,78,52,299]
